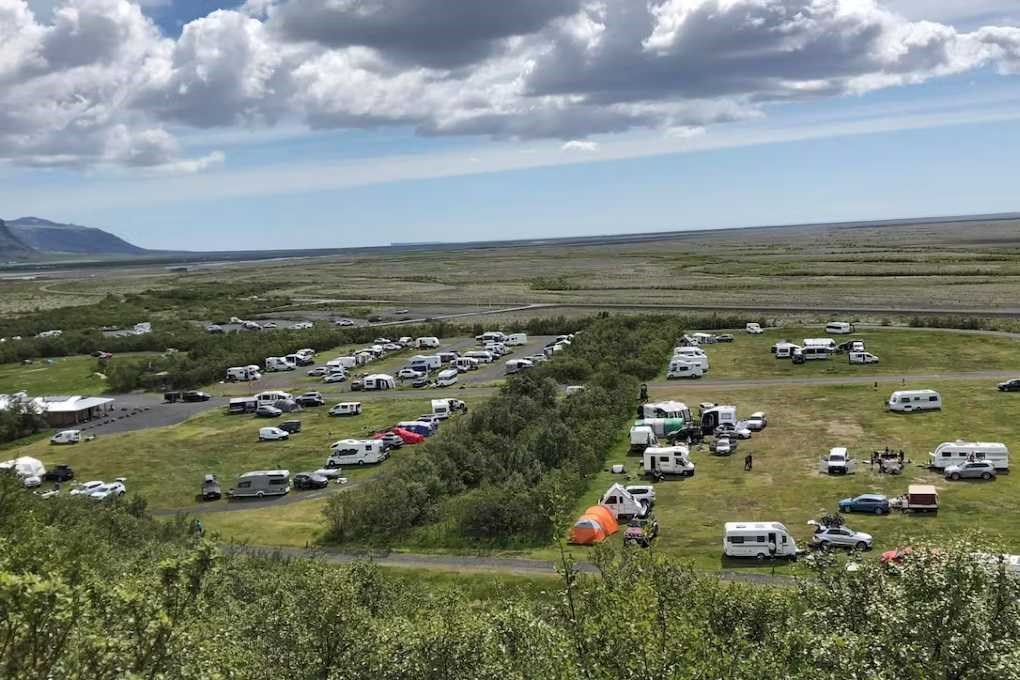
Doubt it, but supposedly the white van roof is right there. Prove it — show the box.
[890,389,939,397]
[239,469,289,478]
[725,521,788,532]
[934,441,1007,451]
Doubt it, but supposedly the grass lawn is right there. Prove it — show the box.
[6,396,452,509]
[670,327,1020,380]
[202,497,331,546]
[0,352,161,395]
[547,379,1020,571]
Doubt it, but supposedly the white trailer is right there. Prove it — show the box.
[362,374,396,391]
[848,351,880,364]
[409,355,442,371]
[226,366,261,382]
[454,357,479,372]
[506,333,528,346]
[228,470,290,498]
[772,342,800,359]
[629,425,658,453]
[255,390,292,404]
[929,441,1009,470]
[700,405,737,433]
[464,350,494,363]
[327,356,357,370]
[505,359,534,374]
[327,439,388,466]
[888,389,942,413]
[802,338,837,351]
[643,445,695,478]
[746,323,763,334]
[825,322,854,334]
[599,483,649,520]
[435,368,459,387]
[265,357,295,372]
[723,522,798,560]
[668,357,706,377]
[476,331,507,344]
[415,337,440,349]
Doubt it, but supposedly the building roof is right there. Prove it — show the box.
[43,396,114,413]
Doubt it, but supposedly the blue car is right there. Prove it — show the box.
[838,494,890,515]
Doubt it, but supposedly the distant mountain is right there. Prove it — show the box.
[6,217,145,256]
[0,218,37,260]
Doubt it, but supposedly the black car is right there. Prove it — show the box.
[43,464,74,482]
[293,472,329,490]
[256,405,282,418]
[295,393,325,407]
[280,420,302,434]
[411,377,430,388]
[998,379,1020,392]
[163,391,182,403]
[201,474,222,501]
[182,390,212,402]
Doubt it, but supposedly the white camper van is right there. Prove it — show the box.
[643,446,695,478]
[228,470,290,498]
[600,483,649,520]
[629,425,658,454]
[255,390,292,405]
[638,401,691,420]
[50,430,82,445]
[929,441,1009,470]
[673,347,709,371]
[667,359,704,379]
[409,355,442,372]
[327,439,388,466]
[849,351,880,364]
[745,323,764,334]
[802,338,837,351]
[506,333,528,346]
[226,366,261,382]
[505,358,534,374]
[773,342,800,359]
[463,350,494,364]
[888,389,942,413]
[723,522,798,560]
[825,322,854,334]
[328,402,362,417]
[435,369,459,387]
[454,357,479,372]
[797,346,832,361]
[415,337,440,349]
[327,356,357,370]
[265,357,295,372]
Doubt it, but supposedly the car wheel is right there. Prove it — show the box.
[982,472,992,480]
[755,552,766,561]
[256,491,264,498]
[874,507,883,515]
[950,472,961,481]
[357,460,364,465]
[856,541,868,550]
[820,541,831,551]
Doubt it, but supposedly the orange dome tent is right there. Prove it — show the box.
[568,505,620,545]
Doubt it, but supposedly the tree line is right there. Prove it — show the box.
[1,477,1017,679]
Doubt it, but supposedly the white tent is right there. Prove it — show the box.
[0,456,45,480]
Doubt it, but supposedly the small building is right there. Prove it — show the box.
[40,396,115,427]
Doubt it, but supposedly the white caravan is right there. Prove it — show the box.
[773,342,800,359]
[667,359,704,380]
[701,405,738,433]
[228,470,290,498]
[746,323,764,334]
[327,356,357,370]
[629,425,658,453]
[50,430,82,445]
[723,522,798,560]
[463,350,494,364]
[327,439,388,466]
[673,347,710,371]
[265,357,295,372]
[226,366,261,382]
[929,441,1009,470]
[435,369,459,387]
[255,390,292,405]
[505,359,534,374]
[415,337,440,349]
[797,346,831,361]
[599,483,649,520]
[431,399,452,419]
[506,333,528,346]
[409,355,442,372]
[638,401,691,420]
[362,374,396,391]
[643,446,695,477]
[454,357,479,372]
[888,389,942,413]
[476,331,507,344]
[849,351,880,365]
[825,322,855,334]
[802,338,837,351]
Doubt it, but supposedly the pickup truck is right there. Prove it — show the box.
[819,448,856,475]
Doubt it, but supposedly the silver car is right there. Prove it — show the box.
[945,461,996,481]
[810,525,873,551]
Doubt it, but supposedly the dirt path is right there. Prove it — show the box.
[225,543,798,586]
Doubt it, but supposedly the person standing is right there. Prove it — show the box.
[744,453,753,471]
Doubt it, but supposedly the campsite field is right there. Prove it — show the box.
[3,396,447,509]
[665,327,1020,380]
[552,379,1020,571]
[0,352,161,396]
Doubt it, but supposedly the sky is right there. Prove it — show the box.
[1,0,1020,250]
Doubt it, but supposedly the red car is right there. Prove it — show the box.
[881,546,913,566]
[390,427,425,445]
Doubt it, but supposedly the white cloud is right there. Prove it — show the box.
[561,140,599,152]
[1,0,1019,170]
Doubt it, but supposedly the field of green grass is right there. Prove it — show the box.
[671,326,1020,380]
[0,352,161,395]
[5,396,451,509]
[548,379,1020,571]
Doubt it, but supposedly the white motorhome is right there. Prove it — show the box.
[638,401,691,420]
[463,350,494,364]
[505,358,534,374]
[888,389,942,413]
[643,445,695,477]
[226,366,261,382]
[50,430,81,445]
[265,357,295,372]
[674,347,709,369]
[454,357,479,372]
[328,402,362,417]
[802,338,837,351]
[691,332,716,345]
[228,470,290,498]
[362,374,396,391]
[669,356,707,376]
[629,425,658,454]
[599,483,649,520]
[723,522,798,560]
[797,346,832,361]
[255,390,293,405]
[327,439,388,466]
[409,355,442,371]
[476,331,506,344]
[746,323,764,334]
[929,441,1009,470]
[772,342,800,359]
[435,369,459,387]
[506,333,528,346]
[327,356,357,370]
[849,351,880,365]
[825,322,855,334]
[431,399,452,419]
[415,337,440,349]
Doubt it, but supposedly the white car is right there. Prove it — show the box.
[307,366,328,376]
[70,481,105,496]
[716,423,752,440]
[625,485,656,506]
[711,437,735,455]
[745,412,768,431]
[383,343,402,351]
[323,372,347,384]
[334,319,354,326]
[810,525,873,551]
[263,322,278,329]
[314,468,347,481]
[397,368,425,380]
[258,427,290,441]
[90,480,126,501]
